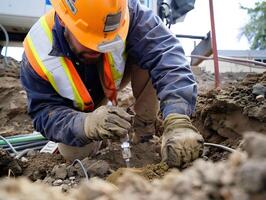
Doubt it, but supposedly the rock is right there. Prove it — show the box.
[252,83,266,96]
[43,176,55,185]
[236,160,266,193]
[67,158,110,178]
[243,132,266,159]
[61,184,69,193]
[0,149,22,176]
[256,94,265,101]
[52,164,68,179]
[63,179,70,185]
[9,101,18,110]
[53,179,63,186]
[20,157,28,162]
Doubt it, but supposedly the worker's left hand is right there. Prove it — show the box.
[161,113,204,167]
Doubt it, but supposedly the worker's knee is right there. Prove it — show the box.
[58,141,101,161]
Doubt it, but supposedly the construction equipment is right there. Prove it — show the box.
[141,0,196,27]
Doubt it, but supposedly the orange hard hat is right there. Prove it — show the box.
[50,0,130,52]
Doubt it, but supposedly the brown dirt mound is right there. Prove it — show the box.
[106,162,169,184]
[193,72,266,144]
[0,58,33,137]
[22,152,65,181]
[95,142,161,170]
[1,132,266,200]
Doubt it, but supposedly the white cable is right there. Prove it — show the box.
[0,135,18,155]
[0,24,9,67]
[204,142,236,153]
[71,159,89,181]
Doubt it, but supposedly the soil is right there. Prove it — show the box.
[1,57,266,199]
[0,58,33,137]
[95,142,161,170]
[106,162,169,184]
[22,152,65,181]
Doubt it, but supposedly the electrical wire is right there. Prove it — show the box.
[204,142,236,153]
[10,146,43,158]
[71,159,89,181]
[0,135,18,155]
[0,24,9,67]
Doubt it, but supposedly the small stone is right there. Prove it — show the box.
[63,179,70,184]
[52,164,68,179]
[61,184,69,192]
[9,102,18,110]
[53,179,63,186]
[256,95,265,102]
[43,177,55,185]
[243,132,266,159]
[252,83,266,96]
[20,157,28,162]
[69,176,75,181]
[19,90,26,95]
[236,160,266,193]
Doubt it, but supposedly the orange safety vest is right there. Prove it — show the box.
[23,9,126,111]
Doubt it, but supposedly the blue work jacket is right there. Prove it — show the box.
[20,0,197,146]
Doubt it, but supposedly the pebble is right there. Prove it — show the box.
[61,184,69,192]
[53,179,63,186]
[252,83,266,96]
[256,94,265,102]
[52,164,68,179]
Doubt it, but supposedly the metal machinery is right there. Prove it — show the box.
[0,0,52,47]
[140,0,196,27]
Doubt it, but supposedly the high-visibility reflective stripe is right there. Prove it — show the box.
[26,36,59,92]
[40,16,53,43]
[64,58,94,110]
[108,53,121,82]
[59,57,84,110]
[103,54,117,102]
[28,19,81,109]
[107,43,126,88]
[38,16,85,110]
[23,38,48,81]
[24,10,126,111]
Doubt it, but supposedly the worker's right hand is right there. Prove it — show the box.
[84,105,133,141]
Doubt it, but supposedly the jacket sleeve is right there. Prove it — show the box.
[20,53,89,146]
[126,0,197,119]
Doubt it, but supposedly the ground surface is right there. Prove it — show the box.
[0,57,266,199]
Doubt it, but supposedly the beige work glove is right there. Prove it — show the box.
[84,106,133,141]
[161,113,204,167]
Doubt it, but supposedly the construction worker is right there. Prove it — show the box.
[20,0,204,167]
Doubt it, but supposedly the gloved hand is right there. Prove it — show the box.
[84,106,133,141]
[161,113,204,167]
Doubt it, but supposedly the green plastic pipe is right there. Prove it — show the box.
[0,133,46,146]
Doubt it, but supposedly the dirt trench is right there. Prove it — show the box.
[1,57,266,199]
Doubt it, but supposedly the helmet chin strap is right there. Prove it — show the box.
[97,35,124,53]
